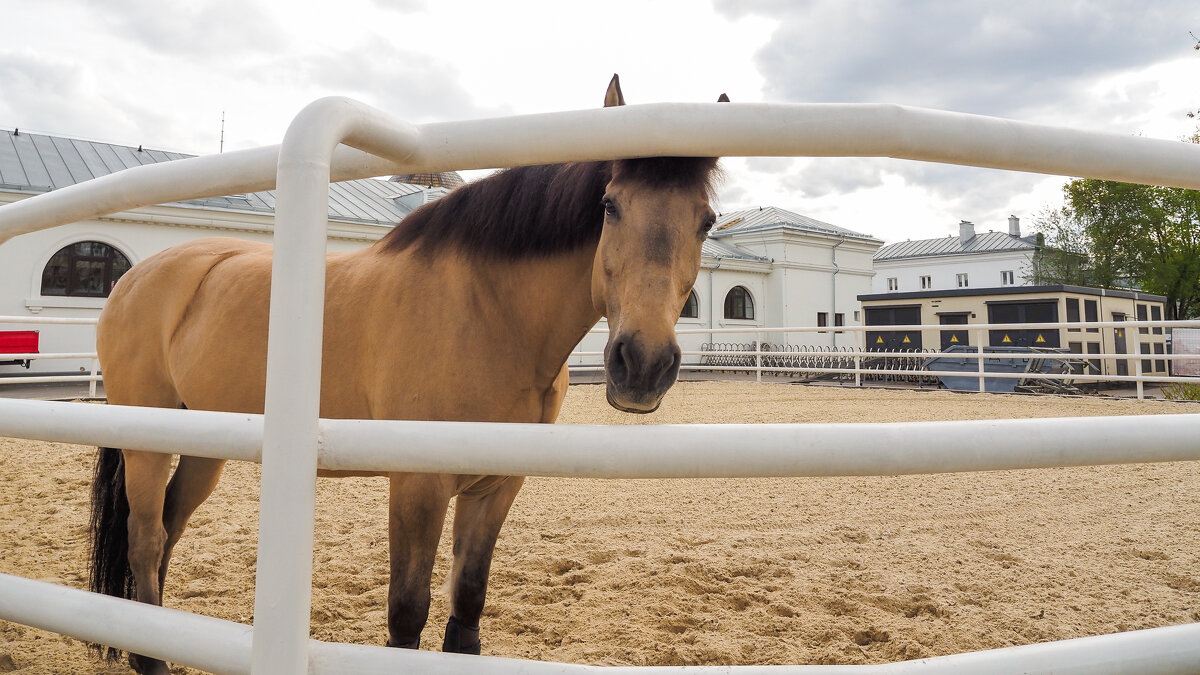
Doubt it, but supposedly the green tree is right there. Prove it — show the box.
[1062,177,1200,319]
[1029,205,1102,286]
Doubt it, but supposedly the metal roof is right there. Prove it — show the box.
[0,128,430,226]
[701,237,768,262]
[874,230,1038,261]
[710,206,880,242]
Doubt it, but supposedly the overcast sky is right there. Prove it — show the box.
[3,1,1198,243]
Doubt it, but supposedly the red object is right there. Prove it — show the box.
[0,330,39,354]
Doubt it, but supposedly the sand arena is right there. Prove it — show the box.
[2,381,1200,673]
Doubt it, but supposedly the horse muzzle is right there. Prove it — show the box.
[603,333,681,414]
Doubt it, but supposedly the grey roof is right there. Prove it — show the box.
[701,237,768,262]
[711,206,880,242]
[874,230,1038,261]
[0,128,429,226]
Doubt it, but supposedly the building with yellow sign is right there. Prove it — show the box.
[857,284,1169,378]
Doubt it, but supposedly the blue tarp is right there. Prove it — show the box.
[923,345,1065,393]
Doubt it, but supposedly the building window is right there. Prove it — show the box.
[1151,305,1163,334]
[956,273,969,288]
[1001,270,1015,286]
[919,275,931,289]
[1084,299,1099,332]
[723,286,754,320]
[816,312,828,328]
[853,310,860,322]
[1066,298,1081,331]
[41,241,132,298]
[887,277,898,291]
[680,290,699,319]
[834,313,844,327]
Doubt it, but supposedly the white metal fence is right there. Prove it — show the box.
[3,98,1200,674]
[570,322,1200,400]
[0,315,100,394]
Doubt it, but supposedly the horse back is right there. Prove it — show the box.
[98,237,273,411]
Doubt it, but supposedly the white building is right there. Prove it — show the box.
[871,217,1039,294]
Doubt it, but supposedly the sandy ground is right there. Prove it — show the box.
[2,381,1200,673]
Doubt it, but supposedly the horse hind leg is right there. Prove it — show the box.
[158,455,227,591]
[120,449,174,675]
[443,476,525,655]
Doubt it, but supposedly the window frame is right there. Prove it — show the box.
[723,286,755,321]
[39,240,132,299]
[679,289,700,320]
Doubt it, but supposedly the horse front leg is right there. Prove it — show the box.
[386,473,453,649]
[443,475,525,655]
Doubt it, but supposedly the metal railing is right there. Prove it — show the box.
[570,321,1200,399]
[3,99,1200,674]
[0,315,100,396]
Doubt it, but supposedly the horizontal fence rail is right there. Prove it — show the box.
[4,98,1200,674]
[2,398,1199,479]
[6,572,1199,675]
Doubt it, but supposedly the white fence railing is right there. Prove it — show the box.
[570,321,1200,399]
[0,315,100,395]
[3,98,1200,674]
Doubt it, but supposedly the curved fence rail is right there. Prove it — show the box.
[3,98,1200,674]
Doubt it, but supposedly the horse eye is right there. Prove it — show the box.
[602,198,617,217]
[702,216,716,233]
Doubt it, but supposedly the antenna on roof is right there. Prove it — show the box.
[219,110,225,154]
[12,128,17,136]
[137,145,143,152]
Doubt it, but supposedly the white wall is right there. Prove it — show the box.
[872,249,1035,294]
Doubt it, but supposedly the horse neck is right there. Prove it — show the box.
[466,247,602,378]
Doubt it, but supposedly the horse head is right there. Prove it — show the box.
[592,75,724,413]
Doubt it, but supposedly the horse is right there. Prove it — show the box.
[88,75,724,674]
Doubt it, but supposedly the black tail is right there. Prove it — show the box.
[88,447,133,662]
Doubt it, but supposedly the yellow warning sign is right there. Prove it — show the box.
[1002,334,1012,343]
[875,336,884,344]
[902,335,911,344]
[1035,334,1046,343]
[950,334,959,343]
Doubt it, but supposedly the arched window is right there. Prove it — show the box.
[41,241,132,298]
[723,286,754,320]
[680,290,699,319]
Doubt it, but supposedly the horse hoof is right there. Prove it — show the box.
[386,636,420,649]
[442,615,481,655]
[128,652,170,675]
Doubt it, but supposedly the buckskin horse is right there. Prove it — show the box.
[90,75,724,673]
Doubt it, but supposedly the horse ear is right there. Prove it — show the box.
[604,74,626,107]
[718,93,730,102]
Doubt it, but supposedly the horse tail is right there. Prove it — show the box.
[88,446,133,661]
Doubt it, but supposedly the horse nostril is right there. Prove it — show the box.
[608,338,633,387]
[654,346,682,390]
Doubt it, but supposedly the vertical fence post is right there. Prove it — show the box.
[250,111,332,675]
[854,330,862,388]
[975,327,986,393]
[88,358,98,398]
[1131,321,1144,400]
[755,331,762,383]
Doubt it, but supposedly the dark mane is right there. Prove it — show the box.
[377,157,719,259]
